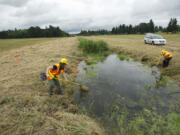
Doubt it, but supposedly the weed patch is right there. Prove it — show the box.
[118,54,131,61]
[156,76,169,87]
[78,38,109,54]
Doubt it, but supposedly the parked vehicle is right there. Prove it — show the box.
[144,33,166,45]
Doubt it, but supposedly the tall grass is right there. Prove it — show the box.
[78,38,109,54]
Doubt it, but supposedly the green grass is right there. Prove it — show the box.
[156,76,169,87]
[118,54,131,61]
[167,113,180,135]
[78,38,109,54]
[86,71,98,77]
[118,55,126,60]
[0,38,58,52]
[78,38,110,65]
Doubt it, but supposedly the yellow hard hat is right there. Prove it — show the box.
[161,50,166,55]
[60,58,68,64]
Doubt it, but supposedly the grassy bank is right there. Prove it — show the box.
[78,38,110,64]
[0,37,103,135]
[81,34,180,84]
[76,37,180,135]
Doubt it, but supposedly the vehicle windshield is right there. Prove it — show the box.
[152,35,163,39]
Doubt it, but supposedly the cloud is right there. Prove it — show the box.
[0,0,30,7]
[0,0,179,32]
[131,0,180,25]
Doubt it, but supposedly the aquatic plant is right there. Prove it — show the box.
[78,38,109,54]
[86,71,98,77]
[156,76,169,87]
[118,55,126,60]
[118,54,130,61]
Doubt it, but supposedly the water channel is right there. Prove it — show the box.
[74,54,180,134]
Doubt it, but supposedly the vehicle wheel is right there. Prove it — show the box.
[144,40,147,44]
[152,41,155,45]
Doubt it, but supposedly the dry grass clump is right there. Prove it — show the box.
[0,37,103,135]
[0,96,102,135]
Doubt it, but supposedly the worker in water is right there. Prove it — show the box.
[161,50,172,67]
[46,58,68,95]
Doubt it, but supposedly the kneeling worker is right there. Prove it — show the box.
[161,50,172,67]
[46,58,68,95]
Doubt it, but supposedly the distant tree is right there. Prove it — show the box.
[154,26,158,32]
[139,23,148,34]
[112,27,116,34]
[128,25,133,34]
[158,26,163,32]
[79,29,110,36]
[167,18,178,33]
[149,19,155,33]
[0,25,69,39]
[178,25,180,32]
[28,26,42,37]
[0,31,8,38]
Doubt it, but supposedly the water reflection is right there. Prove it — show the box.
[74,54,180,134]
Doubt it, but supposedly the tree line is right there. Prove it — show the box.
[79,18,180,35]
[0,25,69,39]
[0,18,179,38]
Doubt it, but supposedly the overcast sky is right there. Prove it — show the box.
[0,0,180,33]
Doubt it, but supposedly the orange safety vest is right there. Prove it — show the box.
[47,64,65,80]
[163,51,172,58]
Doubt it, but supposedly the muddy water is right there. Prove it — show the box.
[74,54,180,134]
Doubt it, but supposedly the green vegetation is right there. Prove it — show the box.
[118,54,131,61]
[86,71,98,77]
[92,94,180,135]
[167,18,179,33]
[78,38,109,54]
[0,25,69,39]
[156,76,169,87]
[166,113,180,135]
[85,54,107,65]
[0,38,57,52]
[78,38,110,65]
[79,18,180,36]
[118,55,126,60]
[168,91,180,95]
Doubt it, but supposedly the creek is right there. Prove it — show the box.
[74,54,180,134]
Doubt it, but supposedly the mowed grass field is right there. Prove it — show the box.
[0,37,103,135]
[0,38,60,53]
[83,33,180,83]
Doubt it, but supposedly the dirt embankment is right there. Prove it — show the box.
[83,35,180,84]
[0,37,103,135]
